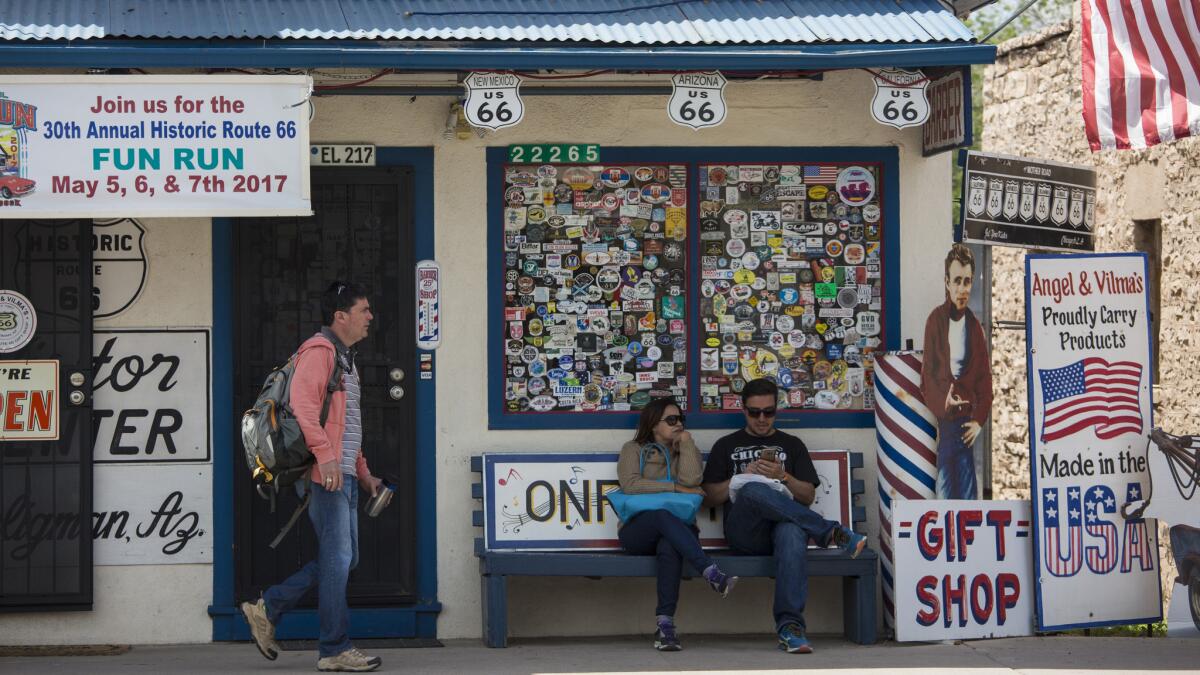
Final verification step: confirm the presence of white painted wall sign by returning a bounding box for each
[668,71,728,129]
[483,450,850,551]
[92,463,212,565]
[893,499,1034,641]
[0,74,312,218]
[1025,253,1160,630]
[871,68,930,129]
[0,359,58,440]
[93,329,210,463]
[463,72,524,130]
[93,219,148,318]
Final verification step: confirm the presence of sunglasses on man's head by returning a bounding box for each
[662,414,686,426]
[745,407,777,419]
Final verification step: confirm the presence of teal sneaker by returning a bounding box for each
[777,623,813,654]
[832,526,868,559]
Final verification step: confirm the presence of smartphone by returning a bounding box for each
[759,448,777,462]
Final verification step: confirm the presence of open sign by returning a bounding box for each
[0,360,58,441]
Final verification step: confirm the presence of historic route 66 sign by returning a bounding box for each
[668,71,727,129]
[463,72,524,130]
[871,68,930,129]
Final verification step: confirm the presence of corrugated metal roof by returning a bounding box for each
[0,0,977,44]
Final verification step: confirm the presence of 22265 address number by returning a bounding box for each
[507,144,599,163]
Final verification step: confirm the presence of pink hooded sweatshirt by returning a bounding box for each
[289,332,371,486]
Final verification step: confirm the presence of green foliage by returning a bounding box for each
[1061,620,1168,637]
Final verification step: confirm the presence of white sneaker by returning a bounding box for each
[317,646,382,672]
[240,599,280,661]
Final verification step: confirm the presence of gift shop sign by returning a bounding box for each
[1025,253,1160,630]
[0,75,311,218]
[93,329,210,463]
[482,450,850,551]
[893,500,1033,641]
[0,360,58,441]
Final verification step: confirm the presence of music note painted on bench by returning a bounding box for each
[498,468,523,486]
[568,466,584,484]
[565,518,581,530]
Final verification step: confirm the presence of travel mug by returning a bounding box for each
[365,479,395,517]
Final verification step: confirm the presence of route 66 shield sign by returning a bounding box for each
[871,68,930,129]
[668,71,727,129]
[463,72,524,130]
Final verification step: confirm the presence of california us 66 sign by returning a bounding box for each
[668,71,727,129]
[871,68,930,129]
[463,72,524,131]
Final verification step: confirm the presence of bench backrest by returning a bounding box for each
[472,450,867,552]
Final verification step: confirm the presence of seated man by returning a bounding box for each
[701,378,867,654]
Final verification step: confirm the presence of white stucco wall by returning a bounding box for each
[308,70,954,639]
[0,70,955,644]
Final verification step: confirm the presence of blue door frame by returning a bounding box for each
[208,147,441,640]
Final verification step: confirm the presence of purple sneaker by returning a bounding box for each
[702,563,738,598]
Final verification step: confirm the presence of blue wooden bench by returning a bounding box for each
[471,451,878,647]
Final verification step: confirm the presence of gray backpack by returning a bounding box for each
[241,344,342,546]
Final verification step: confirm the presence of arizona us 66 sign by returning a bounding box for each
[463,72,524,131]
[668,71,727,130]
[871,68,930,129]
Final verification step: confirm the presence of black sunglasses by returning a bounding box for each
[662,414,686,426]
[745,407,777,419]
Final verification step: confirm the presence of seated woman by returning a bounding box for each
[617,397,736,651]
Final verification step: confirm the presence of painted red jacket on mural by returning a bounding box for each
[920,301,993,425]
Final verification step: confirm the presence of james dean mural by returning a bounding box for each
[921,244,992,500]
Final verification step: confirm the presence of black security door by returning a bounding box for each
[234,167,417,609]
[0,220,93,611]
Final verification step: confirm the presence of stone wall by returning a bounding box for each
[983,12,1200,608]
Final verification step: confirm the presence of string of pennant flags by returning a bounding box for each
[460,68,934,132]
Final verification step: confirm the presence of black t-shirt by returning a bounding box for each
[703,428,820,503]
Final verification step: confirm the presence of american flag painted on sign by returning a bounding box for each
[1120,482,1156,572]
[803,165,839,184]
[1041,487,1084,577]
[1083,484,1118,574]
[1038,357,1142,442]
[873,352,937,628]
[1082,0,1200,151]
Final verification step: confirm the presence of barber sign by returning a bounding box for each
[668,71,727,130]
[893,499,1034,641]
[463,72,524,130]
[871,68,930,129]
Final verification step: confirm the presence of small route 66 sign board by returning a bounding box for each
[871,68,929,129]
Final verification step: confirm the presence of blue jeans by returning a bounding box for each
[937,416,978,499]
[618,509,713,617]
[724,482,839,631]
[263,476,359,658]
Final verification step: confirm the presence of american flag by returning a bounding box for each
[1038,357,1142,442]
[1082,0,1200,151]
[1042,486,1083,577]
[803,165,839,184]
[1083,484,1117,574]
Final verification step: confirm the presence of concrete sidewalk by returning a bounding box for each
[0,635,1195,674]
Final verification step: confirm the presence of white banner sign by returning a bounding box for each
[893,499,1034,641]
[1025,253,1161,630]
[0,359,58,440]
[93,463,212,565]
[0,75,311,218]
[93,329,210,463]
[483,450,850,551]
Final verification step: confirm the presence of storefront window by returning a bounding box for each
[500,163,690,414]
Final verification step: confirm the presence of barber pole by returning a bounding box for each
[873,352,937,628]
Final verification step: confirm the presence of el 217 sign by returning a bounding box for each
[872,68,930,129]
[463,72,524,130]
[668,71,727,129]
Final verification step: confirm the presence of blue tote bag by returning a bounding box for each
[606,442,703,525]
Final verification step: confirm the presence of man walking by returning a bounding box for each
[921,244,993,499]
[242,281,384,672]
[702,378,866,654]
